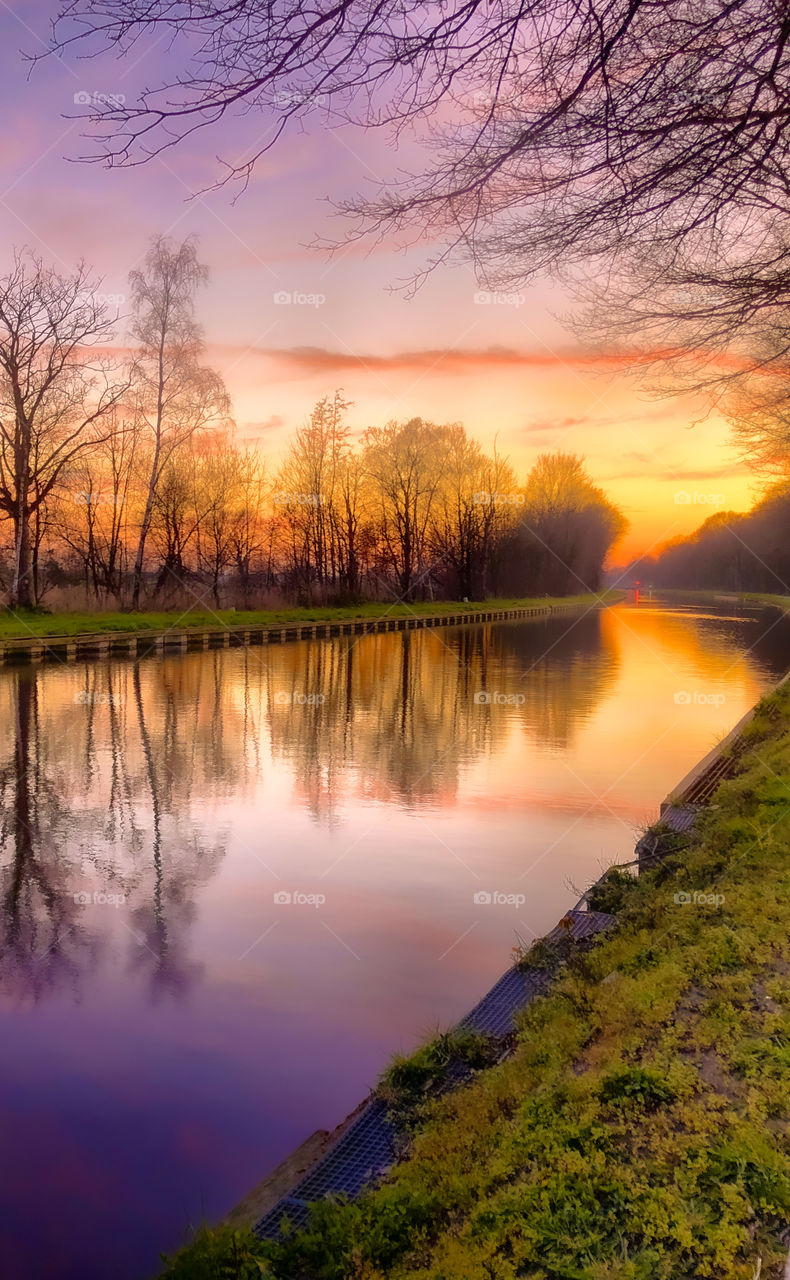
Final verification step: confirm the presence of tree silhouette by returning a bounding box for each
[48,1,790,356]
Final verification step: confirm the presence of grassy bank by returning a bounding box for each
[0,592,615,641]
[739,592,790,612]
[161,678,790,1279]
[659,587,790,613]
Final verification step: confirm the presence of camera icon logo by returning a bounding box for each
[674,691,691,705]
[674,490,691,505]
[473,891,492,905]
[273,891,292,905]
[274,691,291,704]
[73,90,91,106]
[73,891,91,905]
[673,891,691,905]
[474,691,491,705]
[273,290,292,305]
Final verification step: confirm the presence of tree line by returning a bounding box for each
[0,239,625,612]
[626,483,790,597]
[36,2,790,610]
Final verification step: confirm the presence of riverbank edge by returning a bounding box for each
[659,587,790,613]
[158,673,790,1278]
[231,669,770,1243]
[0,591,618,666]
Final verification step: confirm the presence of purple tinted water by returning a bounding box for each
[0,601,787,1277]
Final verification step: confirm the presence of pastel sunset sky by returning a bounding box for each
[0,1,756,563]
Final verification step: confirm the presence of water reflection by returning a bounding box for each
[0,605,785,1009]
[268,610,620,817]
[0,613,618,1004]
[0,673,92,1001]
[0,662,226,1003]
[0,602,788,1280]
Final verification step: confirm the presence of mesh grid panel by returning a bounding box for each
[661,804,700,834]
[254,907,618,1241]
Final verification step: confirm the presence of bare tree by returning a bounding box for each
[0,250,126,609]
[48,0,790,362]
[362,418,448,601]
[194,436,244,607]
[148,454,202,598]
[54,410,139,600]
[128,236,230,609]
[722,313,790,476]
[228,446,268,602]
[276,392,351,598]
[330,446,367,599]
[430,427,518,599]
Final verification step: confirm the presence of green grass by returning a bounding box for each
[378,1027,500,1134]
[0,592,616,641]
[739,591,790,612]
[659,587,790,613]
[159,677,790,1279]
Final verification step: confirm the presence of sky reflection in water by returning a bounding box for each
[0,600,787,1278]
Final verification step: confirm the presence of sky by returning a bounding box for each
[0,1,758,564]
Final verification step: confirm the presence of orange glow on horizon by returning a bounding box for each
[210,343,755,565]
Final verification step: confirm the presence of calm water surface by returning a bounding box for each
[1,599,788,1278]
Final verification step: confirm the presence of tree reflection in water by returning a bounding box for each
[0,614,619,1002]
[0,660,227,1003]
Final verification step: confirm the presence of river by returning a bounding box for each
[0,598,787,1278]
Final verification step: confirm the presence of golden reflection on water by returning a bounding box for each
[0,601,786,1279]
[0,601,780,1004]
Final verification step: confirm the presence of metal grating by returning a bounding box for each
[460,966,550,1038]
[255,1195,312,1238]
[661,804,699,834]
[544,907,618,946]
[253,907,618,1243]
[254,1098,396,1240]
[295,1098,395,1201]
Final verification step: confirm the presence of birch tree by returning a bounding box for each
[129,236,230,609]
